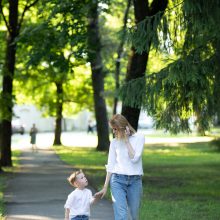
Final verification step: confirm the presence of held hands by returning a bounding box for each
[94,187,107,199]
[92,191,103,204]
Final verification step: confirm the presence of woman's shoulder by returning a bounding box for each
[111,137,117,143]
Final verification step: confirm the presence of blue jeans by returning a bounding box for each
[71,215,89,220]
[110,173,143,220]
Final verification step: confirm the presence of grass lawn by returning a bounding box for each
[54,140,220,220]
[0,150,20,219]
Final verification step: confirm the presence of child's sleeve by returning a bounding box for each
[89,189,100,205]
[64,193,74,209]
[88,190,94,204]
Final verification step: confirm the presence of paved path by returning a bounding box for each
[4,147,114,220]
[6,131,213,220]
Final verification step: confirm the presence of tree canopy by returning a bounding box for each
[119,0,220,134]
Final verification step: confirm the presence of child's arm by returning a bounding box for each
[64,208,70,220]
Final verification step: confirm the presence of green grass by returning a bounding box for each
[0,150,21,219]
[54,146,108,191]
[0,175,6,219]
[54,141,220,220]
[144,127,220,138]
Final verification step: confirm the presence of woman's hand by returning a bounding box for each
[124,126,130,143]
[125,126,130,136]
[94,187,107,199]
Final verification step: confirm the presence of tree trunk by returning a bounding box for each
[0,123,3,171]
[53,82,63,145]
[0,0,19,167]
[122,49,149,130]
[122,0,168,130]
[87,0,109,151]
[113,0,131,115]
[213,39,220,126]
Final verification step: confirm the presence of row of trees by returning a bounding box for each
[1,0,220,170]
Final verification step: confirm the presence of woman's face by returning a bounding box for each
[112,127,118,136]
[112,126,125,139]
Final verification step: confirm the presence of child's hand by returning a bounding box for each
[94,192,102,198]
[94,188,107,199]
[94,193,102,199]
[92,190,105,204]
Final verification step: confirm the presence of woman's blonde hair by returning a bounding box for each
[109,114,136,139]
[67,169,82,187]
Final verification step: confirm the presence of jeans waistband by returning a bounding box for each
[114,173,141,177]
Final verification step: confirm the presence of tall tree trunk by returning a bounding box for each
[53,82,63,145]
[113,0,131,115]
[87,0,109,151]
[0,123,3,172]
[122,0,168,130]
[213,39,220,126]
[195,109,206,136]
[0,0,19,166]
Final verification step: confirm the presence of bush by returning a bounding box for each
[211,138,220,151]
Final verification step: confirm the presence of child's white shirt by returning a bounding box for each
[64,188,93,219]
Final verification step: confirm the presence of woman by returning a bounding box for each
[95,114,145,220]
[30,123,38,152]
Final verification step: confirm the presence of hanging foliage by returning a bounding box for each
[119,0,220,134]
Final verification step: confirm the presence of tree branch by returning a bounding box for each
[0,0,11,33]
[150,0,168,16]
[17,0,39,32]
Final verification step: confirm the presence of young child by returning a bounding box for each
[64,170,100,220]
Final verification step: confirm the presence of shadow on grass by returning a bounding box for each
[54,143,220,220]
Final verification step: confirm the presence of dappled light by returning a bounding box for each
[1,0,220,219]
[54,140,220,219]
[5,215,59,220]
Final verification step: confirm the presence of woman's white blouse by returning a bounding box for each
[105,133,145,175]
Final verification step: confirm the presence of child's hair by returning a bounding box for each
[67,169,83,187]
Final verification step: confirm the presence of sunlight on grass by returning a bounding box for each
[0,177,5,219]
[54,146,108,191]
[54,141,220,219]
[139,200,220,220]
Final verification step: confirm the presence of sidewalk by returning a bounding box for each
[4,147,114,220]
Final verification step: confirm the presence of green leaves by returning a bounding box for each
[119,0,220,134]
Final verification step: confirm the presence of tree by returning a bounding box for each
[87,0,110,151]
[113,0,131,115]
[120,0,220,134]
[121,0,168,130]
[0,0,39,166]
[17,14,90,144]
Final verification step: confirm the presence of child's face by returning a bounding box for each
[75,172,88,188]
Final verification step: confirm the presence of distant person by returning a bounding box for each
[64,170,101,220]
[87,120,93,134]
[30,123,38,152]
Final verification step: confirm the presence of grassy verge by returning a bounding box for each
[0,150,21,218]
[54,141,220,220]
